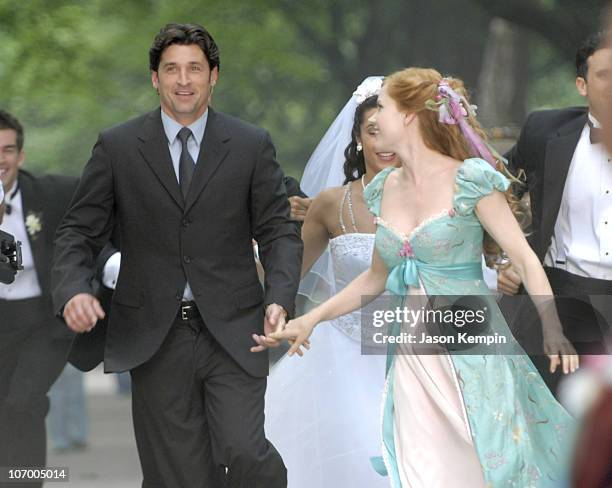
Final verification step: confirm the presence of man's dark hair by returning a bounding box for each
[0,110,24,151]
[149,23,220,72]
[576,31,607,79]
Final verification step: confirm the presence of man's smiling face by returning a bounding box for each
[151,43,218,125]
[0,128,24,193]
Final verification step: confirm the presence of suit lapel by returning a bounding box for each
[18,172,48,290]
[184,108,231,213]
[137,109,184,210]
[539,113,587,258]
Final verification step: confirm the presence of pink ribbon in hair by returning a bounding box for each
[436,80,499,169]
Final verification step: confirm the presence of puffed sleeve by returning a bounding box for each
[453,158,510,215]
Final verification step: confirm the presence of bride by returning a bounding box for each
[263,77,398,487]
[271,68,578,487]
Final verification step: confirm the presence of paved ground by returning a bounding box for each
[44,351,291,488]
[46,368,141,488]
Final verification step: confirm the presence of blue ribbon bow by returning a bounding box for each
[386,258,420,293]
[385,258,484,295]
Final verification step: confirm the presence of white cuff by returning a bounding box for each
[253,243,260,261]
[102,252,121,290]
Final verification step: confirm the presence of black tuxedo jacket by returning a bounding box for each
[506,107,588,261]
[53,108,303,377]
[7,170,78,335]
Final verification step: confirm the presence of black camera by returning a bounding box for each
[0,229,23,284]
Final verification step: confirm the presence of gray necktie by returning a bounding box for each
[177,127,196,199]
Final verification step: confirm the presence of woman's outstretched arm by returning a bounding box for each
[270,246,389,356]
[475,190,579,374]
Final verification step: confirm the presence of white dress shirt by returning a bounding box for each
[0,184,43,299]
[161,109,208,183]
[544,114,612,280]
[102,109,208,298]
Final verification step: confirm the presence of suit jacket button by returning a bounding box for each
[181,218,189,227]
[183,256,191,263]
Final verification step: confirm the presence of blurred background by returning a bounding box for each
[0,0,605,178]
[2,1,609,486]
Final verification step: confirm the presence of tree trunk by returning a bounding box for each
[476,17,530,129]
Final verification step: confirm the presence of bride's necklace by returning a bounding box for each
[361,174,368,190]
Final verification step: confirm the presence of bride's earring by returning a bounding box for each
[356,143,363,152]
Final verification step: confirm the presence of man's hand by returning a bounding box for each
[63,293,105,333]
[251,303,287,353]
[497,266,522,295]
[289,196,312,222]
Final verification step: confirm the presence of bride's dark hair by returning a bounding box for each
[342,95,378,184]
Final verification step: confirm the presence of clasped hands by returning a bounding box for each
[251,307,315,357]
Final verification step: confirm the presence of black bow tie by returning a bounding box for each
[4,183,19,215]
[587,119,602,144]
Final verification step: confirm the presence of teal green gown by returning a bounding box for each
[363,158,574,487]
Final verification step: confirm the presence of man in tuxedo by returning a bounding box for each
[52,23,302,488]
[499,31,612,393]
[0,110,77,486]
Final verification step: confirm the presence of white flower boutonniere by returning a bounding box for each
[25,211,42,239]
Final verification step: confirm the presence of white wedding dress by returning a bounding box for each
[265,230,388,488]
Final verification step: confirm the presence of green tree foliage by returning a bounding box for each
[0,0,328,176]
[0,0,605,179]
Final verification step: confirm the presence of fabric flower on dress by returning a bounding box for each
[398,241,414,258]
